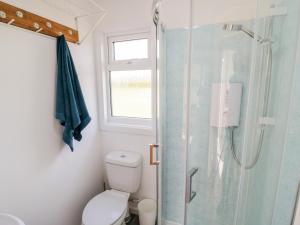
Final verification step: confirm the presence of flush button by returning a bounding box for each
[120,155,126,158]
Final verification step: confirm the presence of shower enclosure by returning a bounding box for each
[153,0,300,225]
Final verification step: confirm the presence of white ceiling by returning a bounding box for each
[41,0,105,16]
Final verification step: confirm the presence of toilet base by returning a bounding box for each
[82,207,127,225]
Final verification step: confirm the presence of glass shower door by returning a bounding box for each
[160,0,254,223]
[183,0,300,225]
[184,1,253,224]
[160,0,300,224]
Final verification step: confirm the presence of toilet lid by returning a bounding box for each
[82,190,128,225]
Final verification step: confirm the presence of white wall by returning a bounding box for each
[161,0,257,29]
[0,1,103,225]
[97,0,153,32]
[95,0,157,200]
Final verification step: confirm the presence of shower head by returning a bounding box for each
[223,23,266,44]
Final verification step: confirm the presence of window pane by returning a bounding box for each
[110,70,152,119]
[113,39,148,60]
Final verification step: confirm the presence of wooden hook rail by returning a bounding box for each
[0,1,79,43]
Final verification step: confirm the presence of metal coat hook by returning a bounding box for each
[36,27,43,33]
[7,19,14,24]
[33,22,43,33]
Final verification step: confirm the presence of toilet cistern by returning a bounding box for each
[82,150,142,225]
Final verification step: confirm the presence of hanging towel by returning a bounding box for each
[55,35,91,151]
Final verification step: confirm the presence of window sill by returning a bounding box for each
[100,121,155,136]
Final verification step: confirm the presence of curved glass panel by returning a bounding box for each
[161,0,300,225]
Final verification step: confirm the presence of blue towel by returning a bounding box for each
[55,35,91,151]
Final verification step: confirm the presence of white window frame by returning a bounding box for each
[98,28,156,135]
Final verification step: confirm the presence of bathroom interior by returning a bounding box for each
[0,0,300,225]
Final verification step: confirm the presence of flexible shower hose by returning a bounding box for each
[230,18,273,169]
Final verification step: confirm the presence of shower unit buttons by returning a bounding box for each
[210,83,243,128]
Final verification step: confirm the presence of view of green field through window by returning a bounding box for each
[110,70,152,119]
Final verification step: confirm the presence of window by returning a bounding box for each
[113,39,148,60]
[102,30,154,133]
[110,70,152,119]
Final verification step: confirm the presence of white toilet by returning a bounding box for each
[82,151,142,225]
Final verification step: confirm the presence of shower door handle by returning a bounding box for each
[186,167,199,203]
[149,144,160,165]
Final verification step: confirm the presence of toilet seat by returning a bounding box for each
[82,190,130,225]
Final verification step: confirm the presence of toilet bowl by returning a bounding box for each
[82,151,142,225]
[82,190,130,225]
